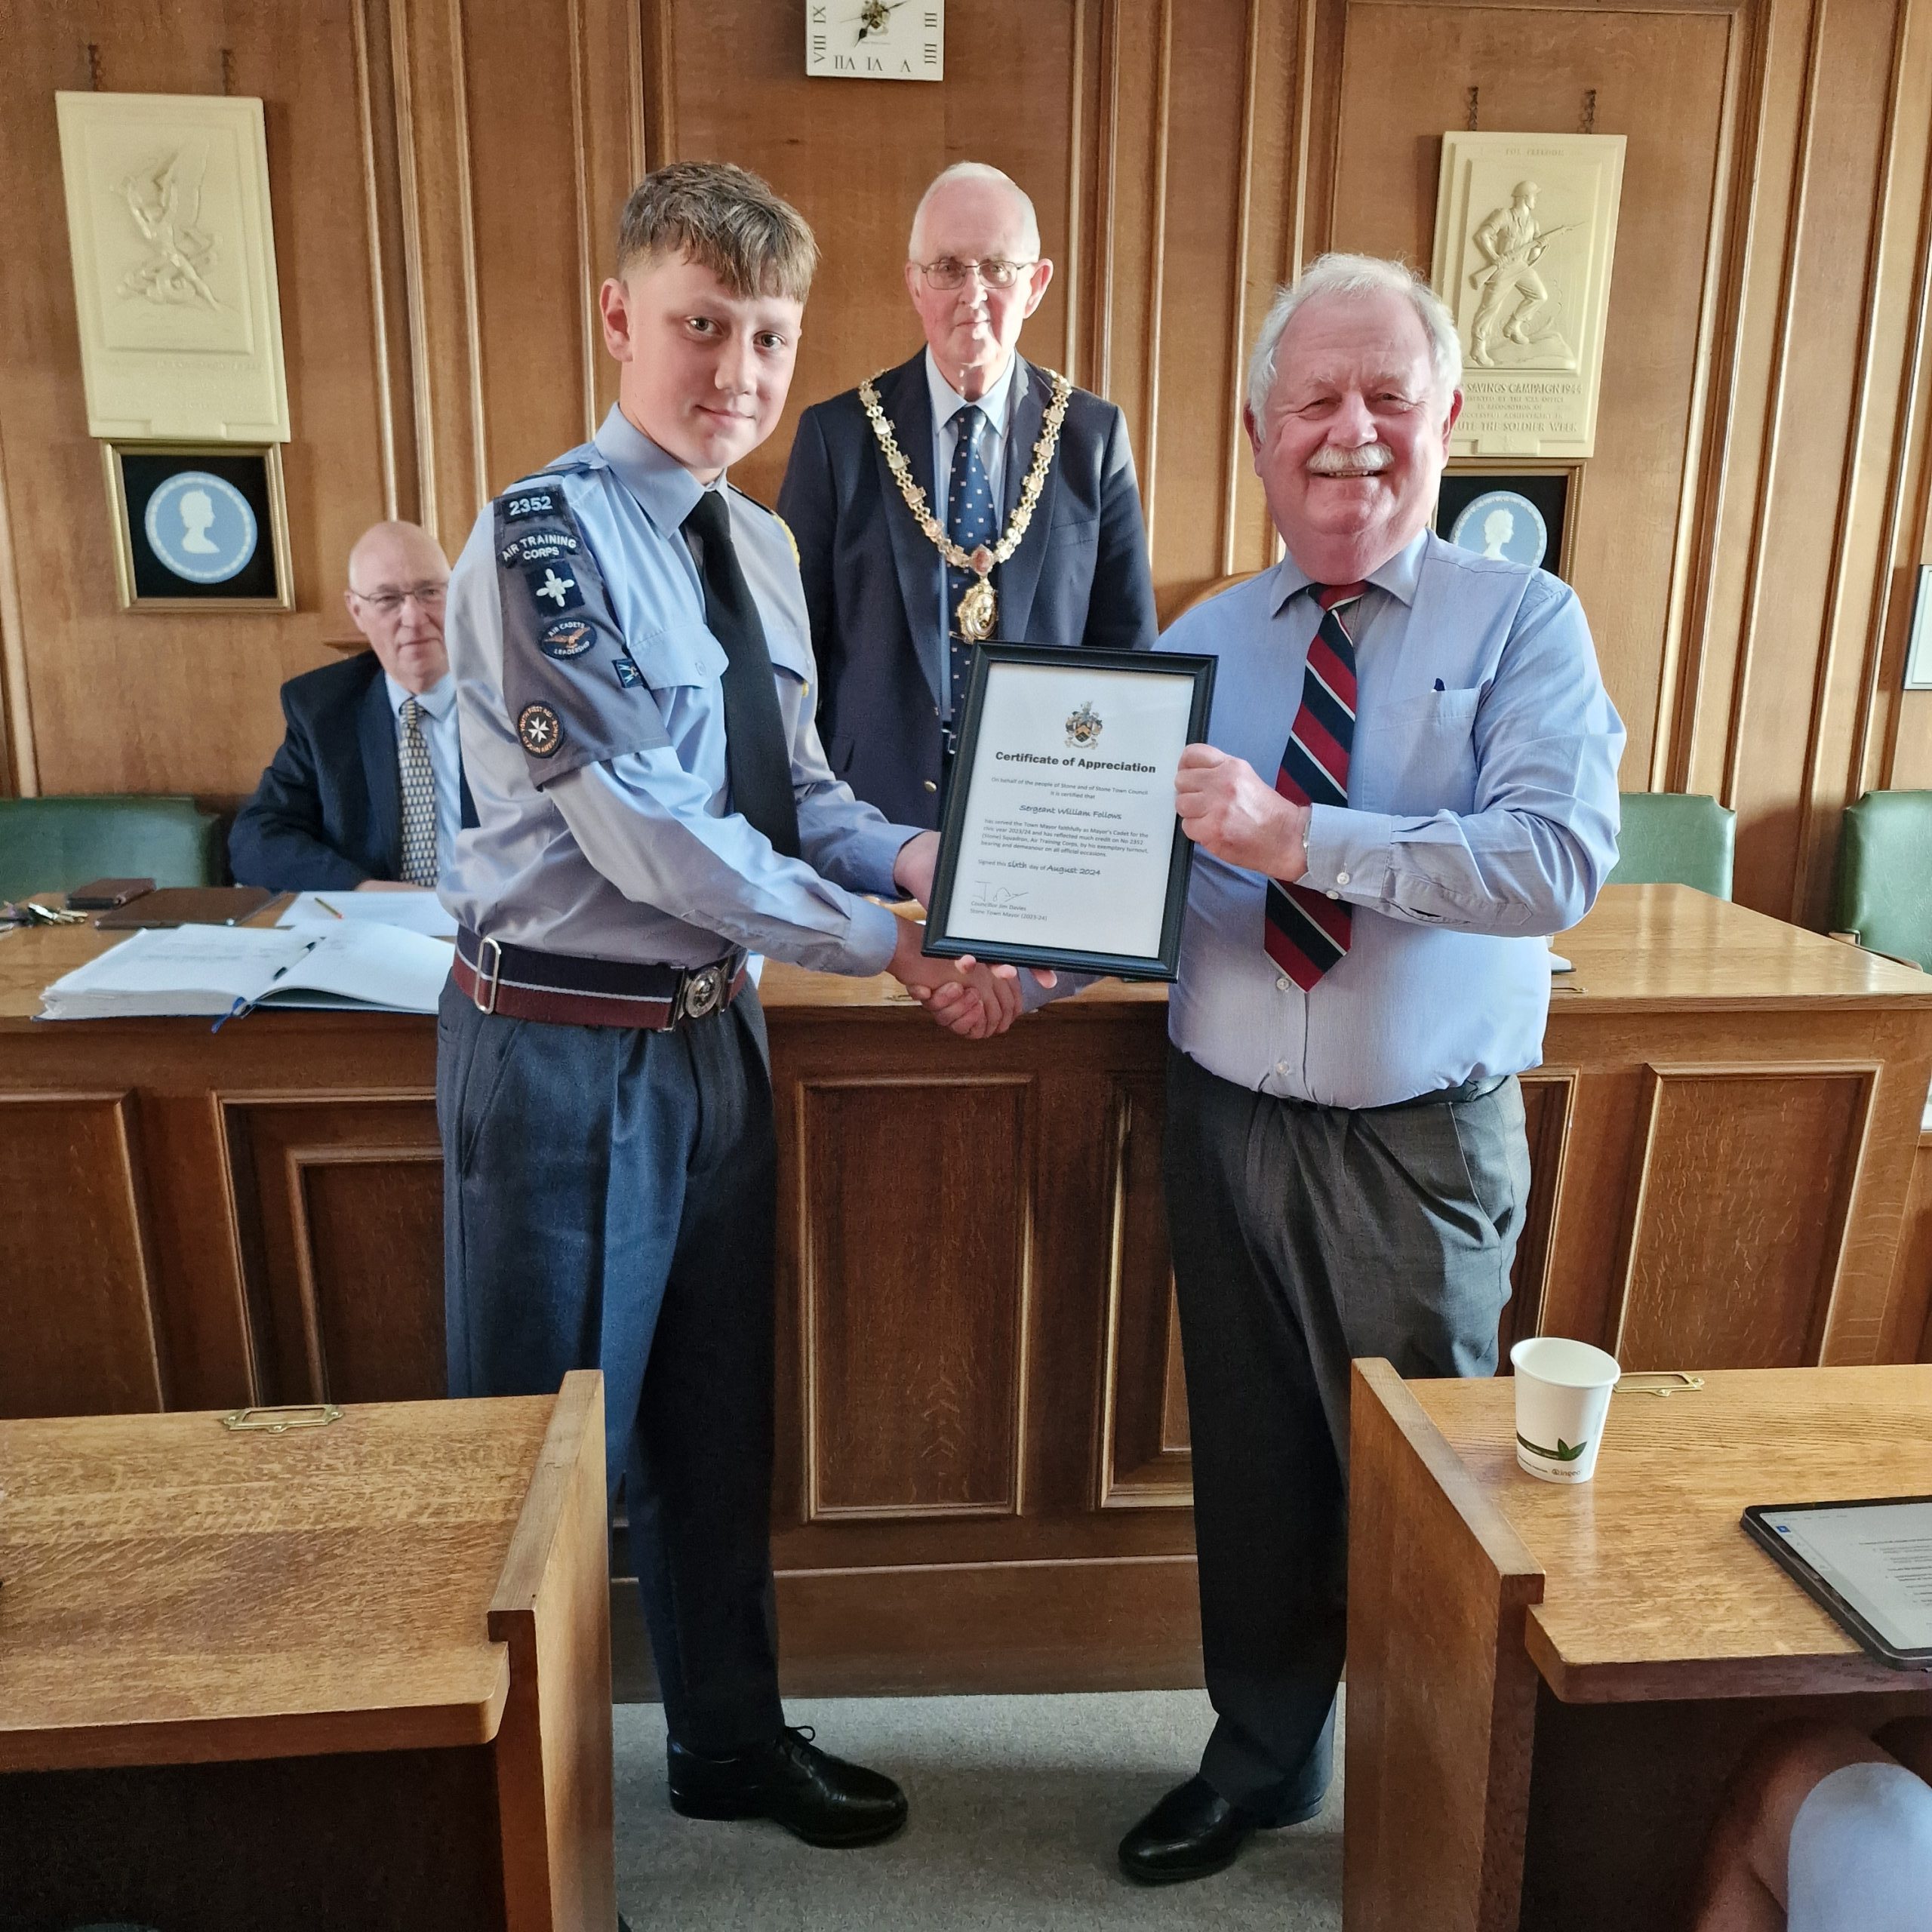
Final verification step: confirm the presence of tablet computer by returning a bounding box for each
[1742,1497,1932,1671]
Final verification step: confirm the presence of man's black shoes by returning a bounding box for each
[1118,1775,1306,1884]
[667,1725,908,1848]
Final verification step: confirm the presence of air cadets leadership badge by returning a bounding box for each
[539,617,595,659]
[518,703,563,758]
[1065,702,1103,749]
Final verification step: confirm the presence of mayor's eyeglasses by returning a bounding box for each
[916,256,1035,292]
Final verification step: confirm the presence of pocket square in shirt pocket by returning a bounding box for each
[1357,685,1482,815]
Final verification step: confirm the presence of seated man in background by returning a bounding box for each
[229,520,472,891]
[1691,1717,1932,1930]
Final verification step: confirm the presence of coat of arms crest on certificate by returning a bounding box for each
[1064,702,1103,749]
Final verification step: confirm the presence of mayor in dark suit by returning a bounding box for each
[230,520,474,891]
[778,162,1157,829]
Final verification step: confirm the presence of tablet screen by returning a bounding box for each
[1758,1501,1932,1653]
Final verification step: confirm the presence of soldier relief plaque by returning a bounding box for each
[1432,133,1626,460]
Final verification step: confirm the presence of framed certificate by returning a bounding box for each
[924,645,1217,980]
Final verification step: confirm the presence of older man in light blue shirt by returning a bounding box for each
[1115,254,1623,1885]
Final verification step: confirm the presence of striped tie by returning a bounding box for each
[1263,582,1367,989]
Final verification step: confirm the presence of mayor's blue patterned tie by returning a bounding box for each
[946,404,996,721]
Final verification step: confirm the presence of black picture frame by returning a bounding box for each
[924,643,1217,981]
[1434,466,1576,582]
[103,441,294,611]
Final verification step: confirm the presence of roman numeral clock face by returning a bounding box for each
[807,0,943,80]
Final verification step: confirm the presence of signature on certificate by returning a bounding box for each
[968,884,1030,914]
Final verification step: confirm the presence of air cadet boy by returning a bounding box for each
[438,161,1022,1848]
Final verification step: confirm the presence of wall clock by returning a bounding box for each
[807,1,943,80]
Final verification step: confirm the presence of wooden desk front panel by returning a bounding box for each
[5,949,1930,1690]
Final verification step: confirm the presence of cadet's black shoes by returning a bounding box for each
[668,1725,909,1848]
[1117,1776,1269,1884]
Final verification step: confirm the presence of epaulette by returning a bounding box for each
[495,448,598,506]
[727,483,800,567]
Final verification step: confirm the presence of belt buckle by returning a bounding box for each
[675,961,726,1024]
[472,936,503,1016]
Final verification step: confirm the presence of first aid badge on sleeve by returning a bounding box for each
[518,703,564,758]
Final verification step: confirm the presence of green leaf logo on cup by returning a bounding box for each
[1510,1337,1622,1484]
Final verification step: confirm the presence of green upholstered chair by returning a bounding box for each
[1832,790,1932,973]
[1605,792,1736,898]
[0,794,223,901]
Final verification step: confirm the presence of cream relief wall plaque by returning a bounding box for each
[55,92,290,443]
[1432,132,1624,459]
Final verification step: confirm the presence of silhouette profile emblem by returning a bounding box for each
[143,470,258,584]
[1447,491,1549,570]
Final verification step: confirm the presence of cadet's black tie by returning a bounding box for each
[682,490,801,860]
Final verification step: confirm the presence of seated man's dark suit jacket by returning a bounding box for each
[229,650,475,891]
[778,351,1158,829]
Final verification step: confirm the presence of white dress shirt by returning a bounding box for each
[383,669,463,879]
[926,347,1019,711]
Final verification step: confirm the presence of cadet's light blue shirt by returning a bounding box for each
[440,406,918,974]
[1161,530,1625,1107]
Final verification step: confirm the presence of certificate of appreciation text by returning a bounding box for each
[924,646,1215,979]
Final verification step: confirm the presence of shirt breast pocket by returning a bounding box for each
[1355,686,1482,816]
[627,626,728,692]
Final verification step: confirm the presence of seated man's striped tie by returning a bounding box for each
[1264,583,1367,989]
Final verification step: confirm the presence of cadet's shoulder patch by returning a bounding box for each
[518,703,563,758]
[499,479,569,525]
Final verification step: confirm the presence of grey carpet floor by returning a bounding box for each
[614,1690,1343,1930]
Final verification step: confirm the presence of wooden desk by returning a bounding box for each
[3,887,1930,1694]
[1346,1361,1932,1932]
[0,1371,613,1930]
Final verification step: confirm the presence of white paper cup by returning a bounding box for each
[1509,1336,1621,1483]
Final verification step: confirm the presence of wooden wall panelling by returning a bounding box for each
[1755,0,1920,925]
[795,1076,1032,1518]
[0,3,415,799]
[1324,0,1740,795]
[1905,1134,1932,1358]
[648,0,1095,512]
[455,0,598,497]
[392,0,488,552]
[1864,0,1932,795]
[1099,1070,1191,1505]
[1497,1071,1575,1363]
[1697,0,1929,922]
[226,1098,445,1406]
[0,1092,165,1417]
[1611,1065,1869,1369]
[354,0,423,525]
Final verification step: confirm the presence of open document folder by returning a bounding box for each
[37,924,454,1019]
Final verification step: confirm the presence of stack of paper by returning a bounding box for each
[275,890,458,938]
[38,925,454,1020]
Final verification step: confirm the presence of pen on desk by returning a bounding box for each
[210,942,318,1035]
[313,897,345,918]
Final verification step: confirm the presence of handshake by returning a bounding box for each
[884,830,1056,1041]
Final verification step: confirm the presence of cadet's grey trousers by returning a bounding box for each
[1163,1044,1531,1817]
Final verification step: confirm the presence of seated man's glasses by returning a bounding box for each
[915,257,1035,292]
[352,583,448,617]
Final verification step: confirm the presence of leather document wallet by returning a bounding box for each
[94,886,276,929]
